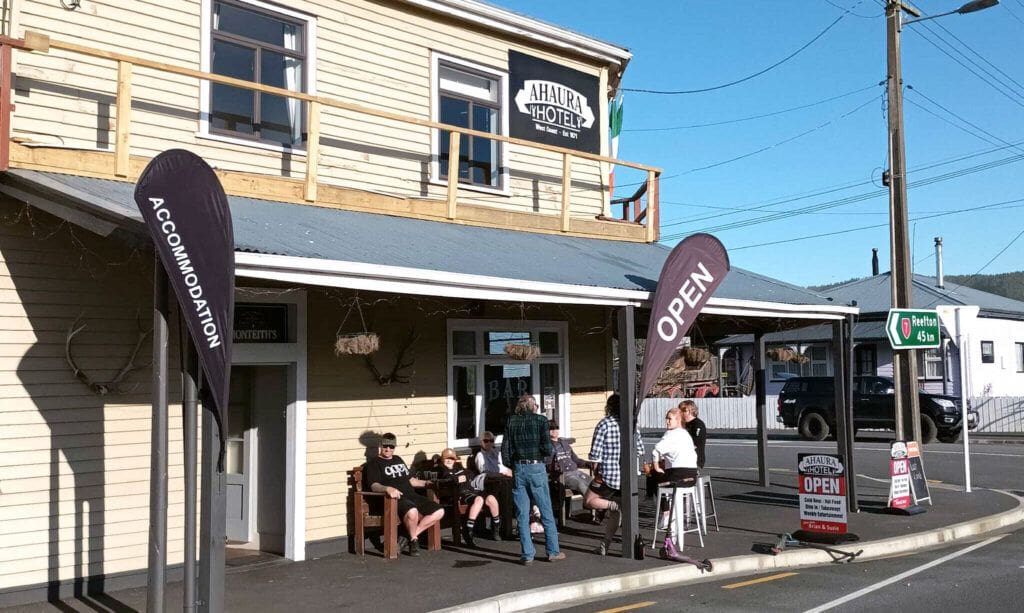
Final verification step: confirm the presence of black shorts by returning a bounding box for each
[458,491,481,506]
[588,480,621,501]
[397,491,443,519]
[661,467,698,487]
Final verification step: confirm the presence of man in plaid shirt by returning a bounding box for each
[585,393,644,556]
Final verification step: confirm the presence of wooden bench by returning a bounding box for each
[349,465,442,559]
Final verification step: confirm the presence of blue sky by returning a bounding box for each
[499,0,1024,287]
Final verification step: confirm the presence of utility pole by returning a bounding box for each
[885,0,922,443]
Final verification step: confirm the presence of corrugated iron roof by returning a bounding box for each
[823,272,1024,318]
[4,169,839,306]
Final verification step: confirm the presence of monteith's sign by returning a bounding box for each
[509,50,600,153]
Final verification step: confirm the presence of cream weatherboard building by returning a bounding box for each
[0,0,856,604]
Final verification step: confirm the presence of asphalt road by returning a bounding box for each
[564,436,1024,613]
[562,525,1024,613]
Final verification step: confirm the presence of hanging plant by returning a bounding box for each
[334,333,380,356]
[504,343,541,361]
[333,296,380,356]
[682,347,710,369]
[767,347,809,364]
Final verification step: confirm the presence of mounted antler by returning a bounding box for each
[364,328,419,385]
[65,314,152,395]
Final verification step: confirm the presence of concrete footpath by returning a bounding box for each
[5,464,1022,613]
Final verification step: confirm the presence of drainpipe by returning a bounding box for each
[935,237,944,288]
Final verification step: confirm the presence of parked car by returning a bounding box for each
[776,376,979,444]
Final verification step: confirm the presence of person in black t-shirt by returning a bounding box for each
[680,400,707,470]
[364,432,444,557]
[436,448,500,546]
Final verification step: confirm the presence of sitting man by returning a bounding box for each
[546,419,592,496]
[475,431,513,477]
[436,448,501,546]
[364,432,444,557]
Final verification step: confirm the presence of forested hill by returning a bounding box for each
[810,271,1024,302]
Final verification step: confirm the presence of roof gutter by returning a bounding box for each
[235,252,858,319]
[398,0,632,72]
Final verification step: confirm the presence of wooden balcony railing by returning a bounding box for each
[0,31,661,242]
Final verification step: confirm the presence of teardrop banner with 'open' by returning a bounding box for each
[637,233,730,404]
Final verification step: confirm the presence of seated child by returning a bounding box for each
[436,448,501,546]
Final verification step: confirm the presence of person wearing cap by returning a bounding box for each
[502,394,564,565]
[364,432,444,557]
[546,419,592,496]
[436,448,501,546]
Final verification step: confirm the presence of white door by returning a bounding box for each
[226,367,255,542]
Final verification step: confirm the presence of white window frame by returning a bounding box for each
[768,343,831,381]
[918,347,944,380]
[1016,342,1023,373]
[446,319,569,448]
[198,0,317,154]
[430,52,511,196]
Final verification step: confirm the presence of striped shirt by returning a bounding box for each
[588,415,645,490]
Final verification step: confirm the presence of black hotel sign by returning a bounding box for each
[509,50,600,154]
[234,303,290,343]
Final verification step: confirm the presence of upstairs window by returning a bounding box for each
[207,0,312,147]
[433,54,507,190]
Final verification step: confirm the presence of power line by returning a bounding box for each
[920,226,1024,308]
[621,1,864,95]
[907,85,1024,155]
[904,96,1004,149]
[660,150,1024,239]
[623,84,879,132]
[658,138,1024,230]
[930,18,1024,99]
[724,196,1024,251]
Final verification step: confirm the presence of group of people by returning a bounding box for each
[362,394,707,564]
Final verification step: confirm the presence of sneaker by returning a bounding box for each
[520,558,534,566]
[491,527,503,542]
[407,538,421,557]
[593,542,608,556]
[547,552,566,562]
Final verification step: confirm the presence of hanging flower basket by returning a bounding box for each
[334,332,380,356]
[504,343,541,361]
[682,347,710,369]
[767,347,809,364]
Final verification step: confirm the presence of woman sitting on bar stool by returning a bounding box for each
[652,407,699,559]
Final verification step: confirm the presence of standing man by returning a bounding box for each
[364,433,444,557]
[586,394,645,556]
[502,394,564,565]
[680,400,707,470]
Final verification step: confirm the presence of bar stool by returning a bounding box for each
[651,482,703,550]
[697,475,719,534]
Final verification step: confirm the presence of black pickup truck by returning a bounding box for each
[776,375,979,443]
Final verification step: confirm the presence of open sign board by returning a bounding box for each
[798,453,848,534]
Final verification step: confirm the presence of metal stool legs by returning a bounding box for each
[698,475,719,533]
[652,483,703,550]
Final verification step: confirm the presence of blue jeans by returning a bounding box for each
[512,462,559,561]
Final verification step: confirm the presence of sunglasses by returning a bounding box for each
[442,456,457,461]
[482,439,495,443]
[381,444,396,449]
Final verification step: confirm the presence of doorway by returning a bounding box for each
[226,365,288,554]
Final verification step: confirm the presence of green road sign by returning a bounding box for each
[886,309,941,349]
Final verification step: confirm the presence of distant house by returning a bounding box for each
[719,272,1024,400]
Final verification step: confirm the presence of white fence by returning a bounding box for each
[639,396,786,431]
[971,396,1024,433]
[638,395,1024,434]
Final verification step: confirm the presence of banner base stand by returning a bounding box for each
[883,505,927,516]
[791,530,860,546]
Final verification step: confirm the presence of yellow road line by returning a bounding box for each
[594,602,656,613]
[722,572,799,589]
